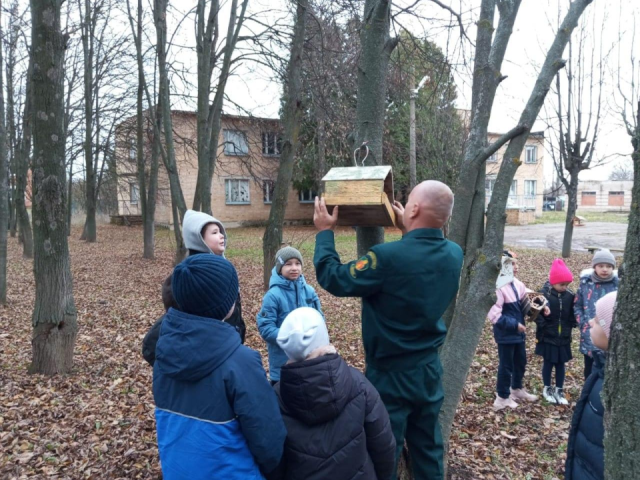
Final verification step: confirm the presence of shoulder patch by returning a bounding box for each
[355,256,370,272]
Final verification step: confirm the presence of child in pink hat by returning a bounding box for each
[535,259,577,405]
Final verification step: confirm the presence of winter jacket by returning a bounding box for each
[565,353,606,480]
[574,270,618,356]
[153,307,286,479]
[270,354,396,480]
[535,282,577,347]
[142,274,246,367]
[488,279,530,344]
[257,268,322,381]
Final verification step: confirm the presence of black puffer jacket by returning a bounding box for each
[565,354,605,480]
[272,354,396,480]
[535,282,576,346]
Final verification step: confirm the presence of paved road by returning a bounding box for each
[504,222,628,255]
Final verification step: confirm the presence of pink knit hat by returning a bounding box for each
[595,291,618,339]
[549,259,573,285]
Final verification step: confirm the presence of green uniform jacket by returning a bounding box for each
[314,228,463,372]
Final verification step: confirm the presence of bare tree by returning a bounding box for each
[29,0,78,375]
[0,0,9,305]
[603,18,640,478]
[154,0,187,261]
[193,0,249,214]
[548,11,607,258]
[262,0,309,289]
[439,0,594,458]
[609,161,633,180]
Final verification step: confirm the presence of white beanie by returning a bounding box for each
[276,307,329,362]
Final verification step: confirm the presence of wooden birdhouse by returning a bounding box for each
[321,166,396,227]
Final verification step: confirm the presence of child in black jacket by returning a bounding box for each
[271,307,396,480]
[536,259,577,405]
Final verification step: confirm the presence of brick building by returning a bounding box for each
[485,131,545,217]
[576,180,633,212]
[115,111,315,227]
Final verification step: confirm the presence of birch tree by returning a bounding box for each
[0,0,8,305]
[29,0,78,375]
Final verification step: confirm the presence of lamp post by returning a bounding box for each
[409,73,429,190]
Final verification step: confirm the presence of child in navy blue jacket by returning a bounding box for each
[153,254,286,479]
[257,246,322,384]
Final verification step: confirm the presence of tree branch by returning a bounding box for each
[472,123,528,165]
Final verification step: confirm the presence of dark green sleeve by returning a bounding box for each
[313,230,385,298]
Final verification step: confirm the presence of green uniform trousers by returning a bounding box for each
[367,359,444,480]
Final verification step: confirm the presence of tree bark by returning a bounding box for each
[80,0,97,242]
[262,0,308,290]
[602,101,640,480]
[15,52,33,258]
[0,2,8,305]
[354,0,397,257]
[153,0,186,260]
[29,0,78,375]
[561,169,579,258]
[440,0,594,449]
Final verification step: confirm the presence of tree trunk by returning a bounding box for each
[561,170,579,258]
[409,70,416,191]
[29,0,78,375]
[262,0,308,290]
[602,102,640,480]
[80,0,97,242]
[67,161,73,236]
[0,3,8,305]
[6,4,16,240]
[16,53,33,259]
[145,114,160,260]
[354,0,397,257]
[316,109,327,193]
[440,0,593,450]
[154,0,186,259]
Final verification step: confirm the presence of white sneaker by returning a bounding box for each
[510,388,539,402]
[554,387,569,405]
[493,395,519,411]
[543,386,557,404]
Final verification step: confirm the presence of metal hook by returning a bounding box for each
[353,142,369,167]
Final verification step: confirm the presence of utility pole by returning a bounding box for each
[409,73,429,191]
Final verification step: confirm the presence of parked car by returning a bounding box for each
[543,201,556,211]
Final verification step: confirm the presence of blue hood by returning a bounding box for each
[268,266,308,290]
[155,308,241,382]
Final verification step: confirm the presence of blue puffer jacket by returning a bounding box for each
[574,270,618,356]
[153,308,286,479]
[257,268,322,382]
[565,353,606,480]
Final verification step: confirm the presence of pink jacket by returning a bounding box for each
[488,278,528,324]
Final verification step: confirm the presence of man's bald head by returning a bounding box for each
[404,180,454,231]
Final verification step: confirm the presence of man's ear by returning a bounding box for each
[408,201,419,220]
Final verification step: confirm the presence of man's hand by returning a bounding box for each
[518,323,527,333]
[543,306,550,316]
[314,196,339,231]
[391,200,406,234]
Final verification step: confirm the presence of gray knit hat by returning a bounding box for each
[277,307,329,362]
[275,246,303,275]
[592,249,616,268]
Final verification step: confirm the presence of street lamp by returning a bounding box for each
[409,74,429,190]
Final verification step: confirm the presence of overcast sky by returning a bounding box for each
[205,0,638,187]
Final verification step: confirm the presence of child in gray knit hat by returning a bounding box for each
[257,246,323,384]
[574,248,619,379]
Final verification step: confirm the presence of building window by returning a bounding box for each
[608,191,625,206]
[129,182,139,205]
[581,191,596,206]
[487,153,498,163]
[510,180,517,196]
[129,139,136,160]
[524,180,537,198]
[299,189,317,203]
[225,179,250,204]
[485,177,496,198]
[223,130,249,156]
[262,132,282,156]
[263,180,275,203]
[525,145,537,164]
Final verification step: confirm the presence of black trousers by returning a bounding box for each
[496,342,526,399]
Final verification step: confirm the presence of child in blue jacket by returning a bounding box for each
[154,254,286,479]
[257,246,322,384]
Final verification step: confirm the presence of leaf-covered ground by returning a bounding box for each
[0,225,604,479]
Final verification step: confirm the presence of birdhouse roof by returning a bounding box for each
[322,166,392,182]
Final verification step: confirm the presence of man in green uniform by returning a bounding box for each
[313,180,463,480]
